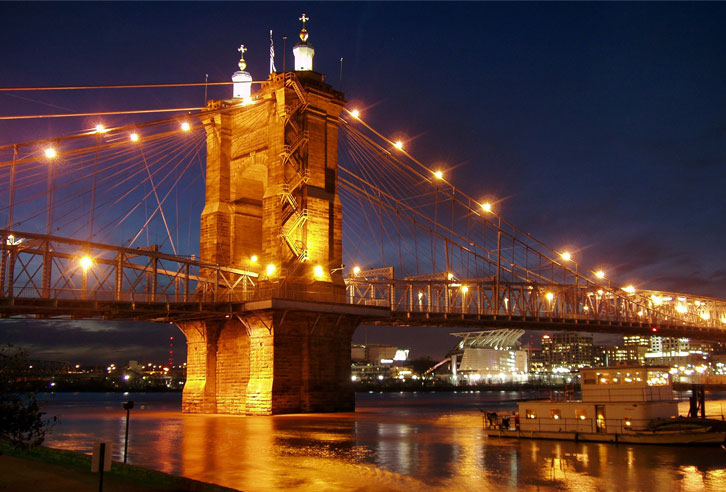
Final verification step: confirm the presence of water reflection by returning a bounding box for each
[41,392,726,492]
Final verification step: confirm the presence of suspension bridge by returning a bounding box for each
[1,20,724,413]
[0,95,723,339]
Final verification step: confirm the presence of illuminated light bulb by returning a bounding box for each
[720,315,726,324]
[313,265,324,279]
[353,266,361,276]
[651,294,663,306]
[242,96,253,106]
[434,170,444,180]
[700,312,711,321]
[595,270,605,279]
[250,255,258,263]
[597,289,604,295]
[481,202,492,213]
[350,109,360,118]
[622,285,635,294]
[44,147,57,159]
[393,140,404,150]
[461,285,469,294]
[130,132,140,142]
[561,252,571,261]
[545,292,554,302]
[417,291,424,300]
[583,305,589,311]
[637,311,643,317]
[95,124,107,134]
[181,122,191,131]
[79,255,93,271]
[447,272,454,281]
[266,264,275,276]
[675,303,687,314]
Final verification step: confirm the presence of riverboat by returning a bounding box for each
[484,366,726,445]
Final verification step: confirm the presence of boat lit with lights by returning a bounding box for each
[484,366,726,445]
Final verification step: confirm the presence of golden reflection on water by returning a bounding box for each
[42,394,726,492]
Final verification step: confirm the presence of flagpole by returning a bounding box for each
[283,36,287,72]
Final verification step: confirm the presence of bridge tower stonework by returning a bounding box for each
[177,27,375,415]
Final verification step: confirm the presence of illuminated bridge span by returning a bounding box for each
[1,20,724,413]
[1,229,723,340]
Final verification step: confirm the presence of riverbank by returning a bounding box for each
[0,441,238,492]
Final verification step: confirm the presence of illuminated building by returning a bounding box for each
[351,344,412,382]
[537,333,594,371]
[448,330,529,384]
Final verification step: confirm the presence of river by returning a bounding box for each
[39,391,726,491]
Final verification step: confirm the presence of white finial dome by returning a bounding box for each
[232,44,252,98]
[293,13,315,71]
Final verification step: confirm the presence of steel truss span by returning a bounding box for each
[1,230,724,340]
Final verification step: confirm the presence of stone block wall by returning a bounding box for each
[178,310,358,415]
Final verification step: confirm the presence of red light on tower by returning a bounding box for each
[651,327,658,333]
[169,336,174,366]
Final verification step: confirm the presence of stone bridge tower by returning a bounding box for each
[177,18,381,415]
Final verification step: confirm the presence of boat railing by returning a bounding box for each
[582,386,673,403]
[520,417,654,433]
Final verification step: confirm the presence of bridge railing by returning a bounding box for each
[0,231,258,306]
[345,278,726,330]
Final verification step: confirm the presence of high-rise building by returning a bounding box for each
[593,345,629,366]
[538,333,594,370]
[623,335,650,364]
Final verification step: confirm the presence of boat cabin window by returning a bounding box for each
[575,409,588,420]
[525,409,536,419]
[550,409,561,420]
[646,369,669,386]
[585,369,645,385]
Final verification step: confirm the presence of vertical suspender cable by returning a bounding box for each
[7,145,17,229]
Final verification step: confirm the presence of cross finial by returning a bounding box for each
[299,13,310,43]
[237,44,247,71]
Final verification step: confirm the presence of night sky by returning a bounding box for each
[1,2,725,364]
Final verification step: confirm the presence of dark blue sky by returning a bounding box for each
[1,2,725,362]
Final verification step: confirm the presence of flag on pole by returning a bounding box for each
[269,30,277,73]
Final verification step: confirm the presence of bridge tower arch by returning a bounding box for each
[177,19,377,415]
